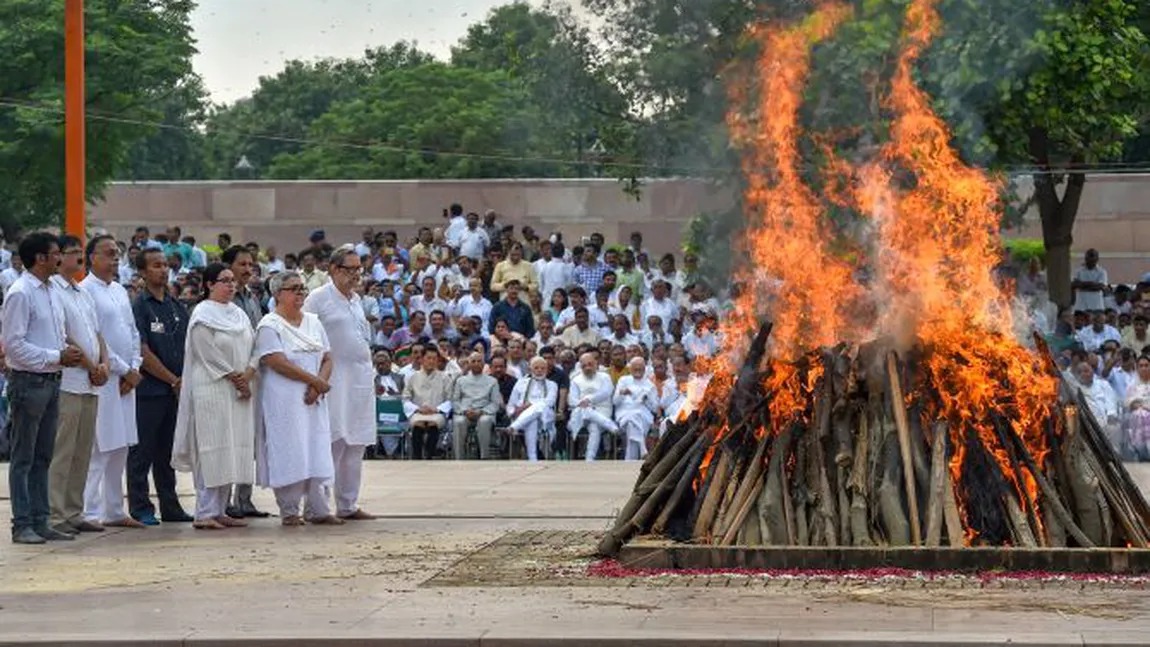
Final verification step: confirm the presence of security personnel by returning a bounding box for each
[129,247,191,524]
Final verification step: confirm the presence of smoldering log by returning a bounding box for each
[886,352,922,545]
[924,421,948,547]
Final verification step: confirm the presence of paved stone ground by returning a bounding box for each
[1,461,1149,645]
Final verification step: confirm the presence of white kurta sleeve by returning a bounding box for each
[255,326,285,360]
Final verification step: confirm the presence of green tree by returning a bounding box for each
[200,42,432,179]
[591,0,1149,304]
[0,0,199,237]
[118,74,210,180]
[266,63,550,179]
[452,2,636,175]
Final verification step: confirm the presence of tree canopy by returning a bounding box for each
[0,0,198,236]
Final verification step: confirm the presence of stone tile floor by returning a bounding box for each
[0,461,1148,645]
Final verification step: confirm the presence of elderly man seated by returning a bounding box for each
[451,352,502,459]
[506,357,558,462]
[568,352,618,461]
[613,357,658,461]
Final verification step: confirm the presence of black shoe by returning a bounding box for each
[224,505,244,519]
[161,511,194,523]
[238,503,270,519]
[34,526,75,541]
[12,528,46,544]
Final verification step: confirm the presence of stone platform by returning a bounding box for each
[2,461,1150,646]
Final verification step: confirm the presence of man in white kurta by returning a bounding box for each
[81,264,143,526]
[507,357,558,462]
[302,245,377,520]
[1075,361,1123,455]
[568,353,618,461]
[613,358,658,461]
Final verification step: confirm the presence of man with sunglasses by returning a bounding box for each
[303,245,377,520]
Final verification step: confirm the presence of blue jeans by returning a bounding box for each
[7,371,61,532]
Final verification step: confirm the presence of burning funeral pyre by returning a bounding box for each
[598,0,1150,558]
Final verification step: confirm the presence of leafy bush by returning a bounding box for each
[1003,239,1045,265]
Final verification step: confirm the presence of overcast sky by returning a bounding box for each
[190,0,587,104]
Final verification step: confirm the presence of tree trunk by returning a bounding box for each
[1029,128,1086,309]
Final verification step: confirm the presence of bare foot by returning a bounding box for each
[306,515,346,526]
[193,519,225,530]
[215,516,249,528]
[281,515,305,527]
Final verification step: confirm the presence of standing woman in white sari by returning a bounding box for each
[613,357,658,460]
[171,263,257,530]
[254,271,339,526]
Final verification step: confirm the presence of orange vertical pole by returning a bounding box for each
[65,0,85,240]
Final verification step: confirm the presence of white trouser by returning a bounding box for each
[621,421,649,461]
[193,469,228,521]
[511,403,550,462]
[83,445,129,523]
[273,478,330,519]
[331,439,365,516]
[573,408,617,462]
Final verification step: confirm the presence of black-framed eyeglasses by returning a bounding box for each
[335,265,363,274]
[280,285,308,295]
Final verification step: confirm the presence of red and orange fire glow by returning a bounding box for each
[714,0,1059,545]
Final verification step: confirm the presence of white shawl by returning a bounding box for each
[256,311,325,354]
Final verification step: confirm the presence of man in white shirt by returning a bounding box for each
[265,246,286,274]
[1072,249,1108,313]
[303,244,378,520]
[444,204,468,250]
[81,235,146,529]
[568,353,619,461]
[556,287,607,332]
[0,253,24,297]
[355,228,375,259]
[1076,311,1121,352]
[641,280,680,332]
[0,239,11,271]
[48,235,109,536]
[453,277,493,332]
[605,314,640,348]
[1076,360,1122,454]
[2,233,86,544]
[534,240,572,305]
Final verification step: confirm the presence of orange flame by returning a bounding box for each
[724,2,862,364]
[860,0,1058,542]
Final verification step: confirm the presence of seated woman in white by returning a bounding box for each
[613,358,659,461]
[506,357,558,462]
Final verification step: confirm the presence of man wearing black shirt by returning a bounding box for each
[489,280,534,338]
[130,248,191,523]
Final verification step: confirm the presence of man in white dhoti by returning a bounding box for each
[48,235,109,535]
[254,271,339,526]
[81,236,147,528]
[303,244,378,520]
[613,357,658,461]
[1076,360,1122,455]
[171,264,257,530]
[568,353,618,461]
[507,357,557,462]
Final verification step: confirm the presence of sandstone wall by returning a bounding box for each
[88,174,1150,282]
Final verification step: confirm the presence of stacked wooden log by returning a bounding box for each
[597,327,1150,557]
